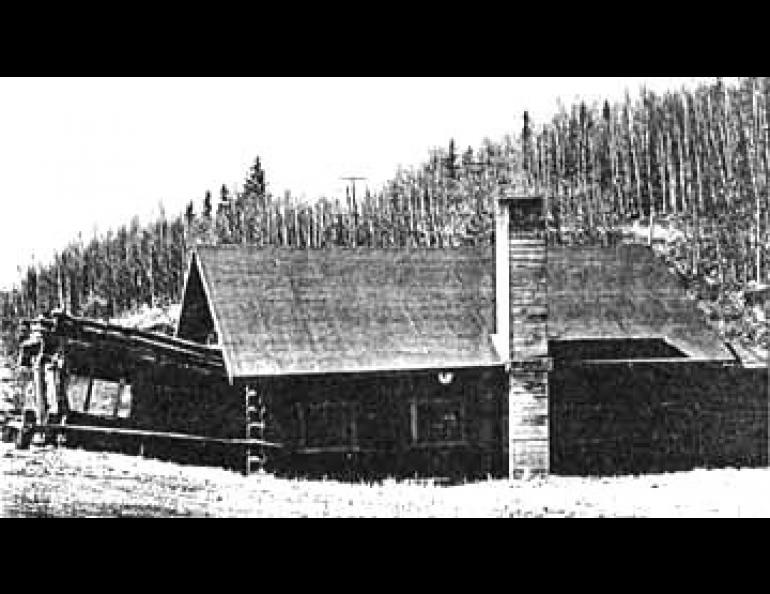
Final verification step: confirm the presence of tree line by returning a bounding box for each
[2,77,768,355]
[527,77,768,289]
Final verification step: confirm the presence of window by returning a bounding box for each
[412,399,465,445]
[83,379,132,418]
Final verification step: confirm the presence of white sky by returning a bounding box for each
[0,76,712,290]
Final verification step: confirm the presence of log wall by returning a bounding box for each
[60,367,244,469]
[551,362,769,475]
[259,368,507,479]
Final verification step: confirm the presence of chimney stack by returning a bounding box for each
[496,191,551,478]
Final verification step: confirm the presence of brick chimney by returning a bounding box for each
[495,192,551,478]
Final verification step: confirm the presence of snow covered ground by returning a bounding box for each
[2,443,768,517]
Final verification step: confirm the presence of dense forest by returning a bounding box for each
[1,77,768,357]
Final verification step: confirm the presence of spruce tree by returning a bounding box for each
[241,157,267,244]
[522,110,533,180]
[195,191,214,245]
[446,139,458,180]
[203,191,213,219]
[216,185,234,244]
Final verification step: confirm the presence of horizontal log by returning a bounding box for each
[509,261,546,267]
[41,423,283,448]
[293,445,368,455]
[509,245,546,251]
[510,304,548,316]
[509,252,546,257]
[510,328,547,339]
[507,238,546,245]
[509,439,549,472]
[507,424,549,442]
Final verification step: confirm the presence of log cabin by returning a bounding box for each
[14,193,769,478]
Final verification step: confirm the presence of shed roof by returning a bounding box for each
[179,244,734,379]
[547,245,733,361]
[20,312,225,382]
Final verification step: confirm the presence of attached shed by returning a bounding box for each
[14,313,257,467]
[543,247,765,475]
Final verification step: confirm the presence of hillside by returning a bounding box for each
[624,221,769,365]
[1,77,768,361]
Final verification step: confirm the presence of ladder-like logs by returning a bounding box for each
[245,387,266,475]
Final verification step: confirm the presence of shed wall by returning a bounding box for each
[551,362,769,475]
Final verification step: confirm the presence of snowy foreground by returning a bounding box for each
[0,442,766,518]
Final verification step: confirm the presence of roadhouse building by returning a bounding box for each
[14,194,767,478]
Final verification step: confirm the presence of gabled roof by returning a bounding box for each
[180,246,500,379]
[178,244,734,380]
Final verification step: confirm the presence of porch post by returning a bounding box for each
[33,352,47,426]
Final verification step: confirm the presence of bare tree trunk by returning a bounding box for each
[642,107,655,245]
[722,83,735,210]
[630,126,643,217]
[750,78,762,283]
[715,222,725,285]
[665,127,677,216]
[615,117,628,219]
[763,81,770,284]
[658,131,668,218]
[706,91,726,211]
[586,134,594,234]
[608,106,620,218]
[680,94,692,212]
